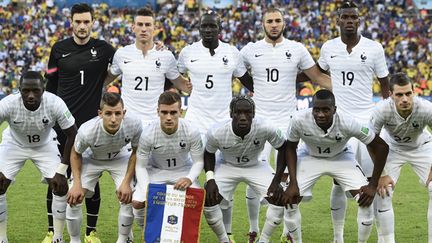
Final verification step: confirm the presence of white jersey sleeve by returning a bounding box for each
[373,42,389,78]
[53,97,75,130]
[317,41,330,71]
[231,46,247,78]
[286,112,302,143]
[110,48,122,76]
[177,45,188,74]
[205,127,219,154]
[74,129,91,154]
[297,44,316,71]
[265,122,286,149]
[344,117,375,145]
[165,51,181,80]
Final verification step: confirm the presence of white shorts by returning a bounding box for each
[348,138,373,177]
[386,142,432,185]
[0,130,60,181]
[296,148,368,200]
[214,162,274,201]
[148,165,201,188]
[77,156,132,193]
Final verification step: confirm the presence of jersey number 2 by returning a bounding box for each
[135,76,149,91]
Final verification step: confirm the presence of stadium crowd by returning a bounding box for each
[0,0,431,95]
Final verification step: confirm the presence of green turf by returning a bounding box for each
[0,120,428,242]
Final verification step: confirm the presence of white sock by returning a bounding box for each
[375,191,395,243]
[0,194,7,241]
[66,204,82,243]
[259,204,284,242]
[331,184,347,242]
[204,205,229,242]
[52,195,67,241]
[221,205,233,234]
[284,204,302,242]
[246,186,260,233]
[428,184,432,243]
[357,203,374,243]
[133,207,145,230]
[118,203,133,243]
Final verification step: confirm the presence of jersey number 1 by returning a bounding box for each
[80,70,84,85]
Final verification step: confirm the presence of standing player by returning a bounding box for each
[45,3,115,242]
[370,73,432,243]
[203,96,287,243]
[279,90,388,243]
[66,92,142,243]
[132,91,204,229]
[240,7,332,242]
[298,2,390,241]
[104,7,192,124]
[0,71,77,242]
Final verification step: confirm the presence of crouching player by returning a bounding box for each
[0,71,77,242]
[282,90,389,243]
[66,92,142,243]
[203,96,287,243]
[132,91,204,229]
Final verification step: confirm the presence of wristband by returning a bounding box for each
[56,163,69,175]
[206,171,215,182]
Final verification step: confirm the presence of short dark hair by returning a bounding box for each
[230,95,255,117]
[262,7,284,22]
[158,91,181,108]
[20,71,44,86]
[100,92,123,109]
[71,3,94,20]
[200,10,221,28]
[312,89,336,106]
[337,1,358,15]
[389,72,413,91]
[135,7,154,19]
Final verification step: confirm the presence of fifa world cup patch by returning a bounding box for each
[276,128,283,138]
[360,127,369,135]
[64,110,72,119]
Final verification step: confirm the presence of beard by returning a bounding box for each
[264,27,283,41]
[74,30,90,40]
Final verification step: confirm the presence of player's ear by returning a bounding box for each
[123,109,127,116]
[333,106,337,114]
[98,109,103,118]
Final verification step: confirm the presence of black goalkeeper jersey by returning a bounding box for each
[46,37,115,127]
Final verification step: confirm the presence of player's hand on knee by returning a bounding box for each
[132,200,146,209]
[51,173,68,196]
[283,183,300,209]
[267,180,283,203]
[358,184,376,207]
[0,173,10,195]
[377,175,394,198]
[67,184,85,206]
[117,181,133,204]
[204,179,219,205]
[174,177,192,191]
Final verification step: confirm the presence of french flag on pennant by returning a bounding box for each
[144,183,205,243]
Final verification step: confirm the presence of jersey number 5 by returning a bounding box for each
[135,76,149,91]
[205,75,214,89]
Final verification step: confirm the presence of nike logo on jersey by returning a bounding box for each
[124,60,132,64]
[377,209,390,213]
[13,121,23,124]
[153,146,162,150]
[330,55,337,58]
[94,144,104,147]
[386,123,396,126]
[190,59,199,63]
[303,133,312,136]
[254,54,263,57]
[62,53,71,58]
[222,146,231,149]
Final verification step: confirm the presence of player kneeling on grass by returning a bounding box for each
[66,92,142,243]
[0,71,77,243]
[132,91,204,230]
[203,96,287,243]
[281,90,389,243]
[371,73,432,243]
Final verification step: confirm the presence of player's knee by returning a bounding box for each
[119,203,133,218]
[265,204,284,226]
[66,204,82,221]
[246,186,258,199]
[133,207,145,228]
[0,173,11,195]
[376,194,393,211]
[218,198,232,209]
[0,194,6,222]
[132,200,145,210]
[204,205,223,225]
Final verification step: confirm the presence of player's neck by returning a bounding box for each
[73,35,91,45]
[161,126,178,135]
[264,36,283,46]
[341,34,360,52]
[202,39,219,52]
[397,109,412,119]
[135,41,154,55]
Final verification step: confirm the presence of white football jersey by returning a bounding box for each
[137,119,203,170]
[178,40,247,134]
[287,109,375,158]
[318,36,389,120]
[206,118,286,167]
[240,39,315,128]
[110,44,180,122]
[74,114,142,160]
[0,92,75,147]
[370,97,432,150]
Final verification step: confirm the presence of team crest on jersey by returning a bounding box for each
[179,140,186,149]
[155,58,161,69]
[90,47,99,62]
[222,56,229,66]
[125,137,131,143]
[360,52,367,64]
[285,51,292,60]
[42,117,50,126]
[412,121,420,129]
[335,133,343,142]
[253,138,260,146]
